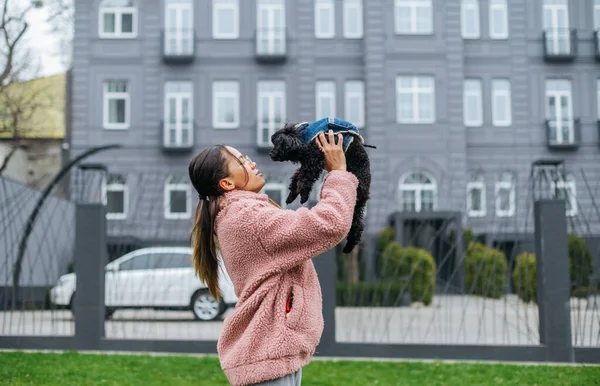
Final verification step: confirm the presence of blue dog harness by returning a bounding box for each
[296,117,364,153]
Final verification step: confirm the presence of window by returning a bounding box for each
[316,81,336,120]
[467,172,486,217]
[213,81,239,129]
[103,80,130,130]
[257,81,286,147]
[489,0,508,39]
[545,79,574,145]
[262,182,288,208]
[164,176,192,219]
[345,81,365,128]
[164,82,193,147]
[595,0,600,30]
[543,0,570,55]
[343,0,363,39]
[99,0,137,38]
[119,254,154,271]
[164,0,194,55]
[495,172,515,217]
[394,0,432,35]
[552,173,577,216]
[103,174,128,220]
[463,79,482,127]
[399,171,437,212]
[315,0,335,38]
[396,76,435,124]
[492,79,512,126]
[461,0,480,39]
[213,0,239,39]
[597,79,600,119]
[256,0,286,56]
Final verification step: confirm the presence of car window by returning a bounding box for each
[158,253,192,269]
[119,254,155,271]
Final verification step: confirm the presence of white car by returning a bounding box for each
[50,247,238,321]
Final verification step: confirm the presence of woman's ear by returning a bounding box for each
[219,176,236,192]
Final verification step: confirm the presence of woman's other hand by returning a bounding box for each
[316,130,347,172]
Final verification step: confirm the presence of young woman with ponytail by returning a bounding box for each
[188,129,358,386]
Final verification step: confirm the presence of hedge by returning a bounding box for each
[512,234,595,303]
[336,281,410,307]
[512,252,537,304]
[379,242,436,305]
[465,242,508,298]
[567,234,594,290]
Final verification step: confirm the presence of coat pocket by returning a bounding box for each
[284,284,305,330]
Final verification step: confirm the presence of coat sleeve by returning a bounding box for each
[251,170,359,271]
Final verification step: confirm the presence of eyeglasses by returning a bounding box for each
[229,154,253,175]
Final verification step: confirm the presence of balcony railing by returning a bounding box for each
[255,28,287,63]
[545,118,580,150]
[543,29,577,61]
[594,30,600,61]
[162,120,194,152]
[161,29,195,64]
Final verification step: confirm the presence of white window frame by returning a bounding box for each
[164,177,192,220]
[396,76,436,124]
[543,0,570,54]
[595,0,600,30]
[491,79,512,127]
[552,173,577,216]
[164,0,194,56]
[256,0,286,56]
[102,174,128,220]
[489,0,508,39]
[316,81,336,120]
[495,172,515,218]
[315,0,335,39]
[262,182,288,208]
[257,81,286,148]
[463,79,483,127]
[212,81,240,129]
[461,0,480,39]
[545,79,574,145]
[466,173,486,217]
[99,1,138,39]
[213,0,239,39]
[164,82,194,147]
[103,80,130,130]
[394,0,433,35]
[343,0,363,39]
[344,80,365,128]
[399,171,437,212]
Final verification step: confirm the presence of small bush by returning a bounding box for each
[336,281,410,307]
[377,227,396,256]
[568,234,594,292]
[380,242,436,306]
[512,252,537,304]
[465,242,508,298]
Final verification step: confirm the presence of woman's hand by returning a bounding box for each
[316,130,347,172]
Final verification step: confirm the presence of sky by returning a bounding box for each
[24,5,69,78]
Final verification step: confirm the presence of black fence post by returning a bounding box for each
[314,249,338,356]
[534,199,573,362]
[74,203,107,350]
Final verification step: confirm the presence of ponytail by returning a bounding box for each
[191,198,222,301]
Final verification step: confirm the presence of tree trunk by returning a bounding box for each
[345,247,360,283]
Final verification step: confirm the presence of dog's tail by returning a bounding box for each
[363,144,377,149]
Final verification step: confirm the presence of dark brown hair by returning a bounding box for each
[188,145,248,300]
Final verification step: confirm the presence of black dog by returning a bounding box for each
[269,119,374,254]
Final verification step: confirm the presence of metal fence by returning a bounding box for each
[0,161,599,364]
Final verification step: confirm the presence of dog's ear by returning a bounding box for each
[270,123,305,161]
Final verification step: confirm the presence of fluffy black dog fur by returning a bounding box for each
[269,123,372,254]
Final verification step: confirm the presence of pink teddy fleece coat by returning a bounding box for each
[214,170,359,386]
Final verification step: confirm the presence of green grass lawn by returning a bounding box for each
[0,351,598,386]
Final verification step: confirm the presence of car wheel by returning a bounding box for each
[191,290,224,321]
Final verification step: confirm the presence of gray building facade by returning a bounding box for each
[70,0,600,249]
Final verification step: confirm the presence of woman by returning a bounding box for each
[188,128,358,385]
